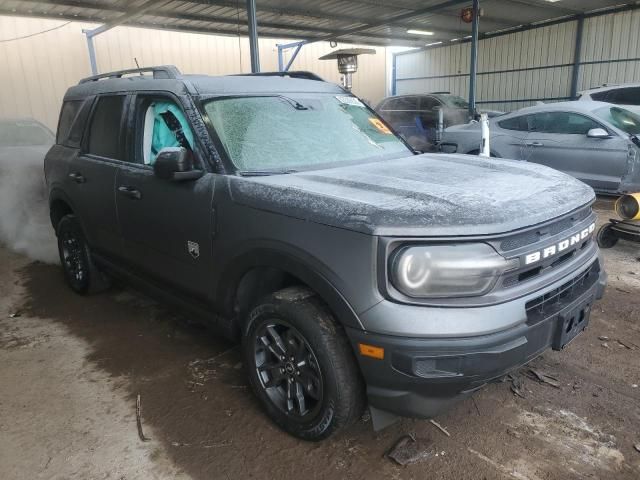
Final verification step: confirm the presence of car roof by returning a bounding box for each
[579,82,640,95]
[63,66,344,101]
[502,100,612,116]
[381,93,462,100]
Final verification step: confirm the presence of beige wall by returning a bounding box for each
[0,15,387,131]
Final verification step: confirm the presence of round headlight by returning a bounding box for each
[391,243,517,298]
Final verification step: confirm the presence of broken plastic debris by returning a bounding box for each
[8,312,20,318]
[386,434,434,466]
[509,374,525,398]
[528,368,560,389]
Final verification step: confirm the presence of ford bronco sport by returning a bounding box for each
[45,66,607,440]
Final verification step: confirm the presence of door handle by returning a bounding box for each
[525,141,544,147]
[117,185,142,200]
[68,172,86,183]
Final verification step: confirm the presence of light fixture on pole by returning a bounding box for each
[319,48,376,90]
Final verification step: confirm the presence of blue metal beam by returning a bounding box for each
[277,41,307,72]
[246,0,260,72]
[395,3,640,58]
[468,0,479,116]
[82,0,169,75]
[570,15,585,99]
[391,53,397,96]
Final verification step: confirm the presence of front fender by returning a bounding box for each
[216,244,365,331]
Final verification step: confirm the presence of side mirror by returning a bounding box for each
[153,147,203,181]
[587,128,611,139]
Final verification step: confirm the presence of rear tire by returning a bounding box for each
[596,223,618,249]
[56,214,110,294]
[243,286,364,440]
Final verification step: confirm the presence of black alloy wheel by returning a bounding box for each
[254,320,323,419]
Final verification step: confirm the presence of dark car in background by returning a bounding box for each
[375,93,502,150]
[578,83,640,115]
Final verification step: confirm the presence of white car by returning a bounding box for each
[578,83,640,115]
[440,101,640,195]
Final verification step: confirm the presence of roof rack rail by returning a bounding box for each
[233,71,325,82]
[79,65,181,84]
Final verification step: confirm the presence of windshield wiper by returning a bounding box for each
[237,169,298,177]
[276,95,309,110]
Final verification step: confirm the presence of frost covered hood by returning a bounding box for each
[228,154,595,236]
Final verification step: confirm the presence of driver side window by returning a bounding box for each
[137,96,195,165]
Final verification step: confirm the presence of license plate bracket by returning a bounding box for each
[552,295,593,351]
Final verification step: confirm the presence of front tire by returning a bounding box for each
[56,214,110,294]
[243,287,364,440]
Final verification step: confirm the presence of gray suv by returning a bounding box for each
[45,66,607,440]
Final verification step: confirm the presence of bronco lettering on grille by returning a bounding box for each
[524,223,595,265]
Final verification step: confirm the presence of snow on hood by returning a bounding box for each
[228,154,595,237]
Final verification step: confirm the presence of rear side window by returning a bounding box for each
[530,112,599,135]
[87,95,125,159]
[56,100,82,145]
[609,87,640,105]
[498,115,528,131]
[590,91,609,102]
[384,97,419,110]
[421,96,440,110]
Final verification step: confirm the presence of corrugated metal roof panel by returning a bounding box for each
[0,0,629,46]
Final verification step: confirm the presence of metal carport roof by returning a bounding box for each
[0,0,632,48]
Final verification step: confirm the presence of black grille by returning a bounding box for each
[500,206,591,252]
[525,260,600,325]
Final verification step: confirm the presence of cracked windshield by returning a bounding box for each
[204,94,410,172]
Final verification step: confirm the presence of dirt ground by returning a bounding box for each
[1,198,639,480]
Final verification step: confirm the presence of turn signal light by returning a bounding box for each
[358,343,384,360]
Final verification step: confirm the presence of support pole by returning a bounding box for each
[570,15,585,99]
[391,53,397,96]
[84,32,98,75]
[277,45,284,72]
[284,43,303,71]
[246,0,260,73]
[468,0,480,118]
[80,0,167,76]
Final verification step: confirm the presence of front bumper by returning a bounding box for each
[346,259,607,419]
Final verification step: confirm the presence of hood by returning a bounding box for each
[228,154,595,237]
[443,122,481,132]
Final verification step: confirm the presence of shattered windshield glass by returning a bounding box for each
[593,106,640,135]
[203,94,410,172]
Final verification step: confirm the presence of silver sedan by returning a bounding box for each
[440,101,640,194]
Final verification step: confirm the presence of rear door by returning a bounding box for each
[378,96,421,140]
[66,94,127,258]
[493,114,529,158]
[524,111,629,191]
[115,92,215,300]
